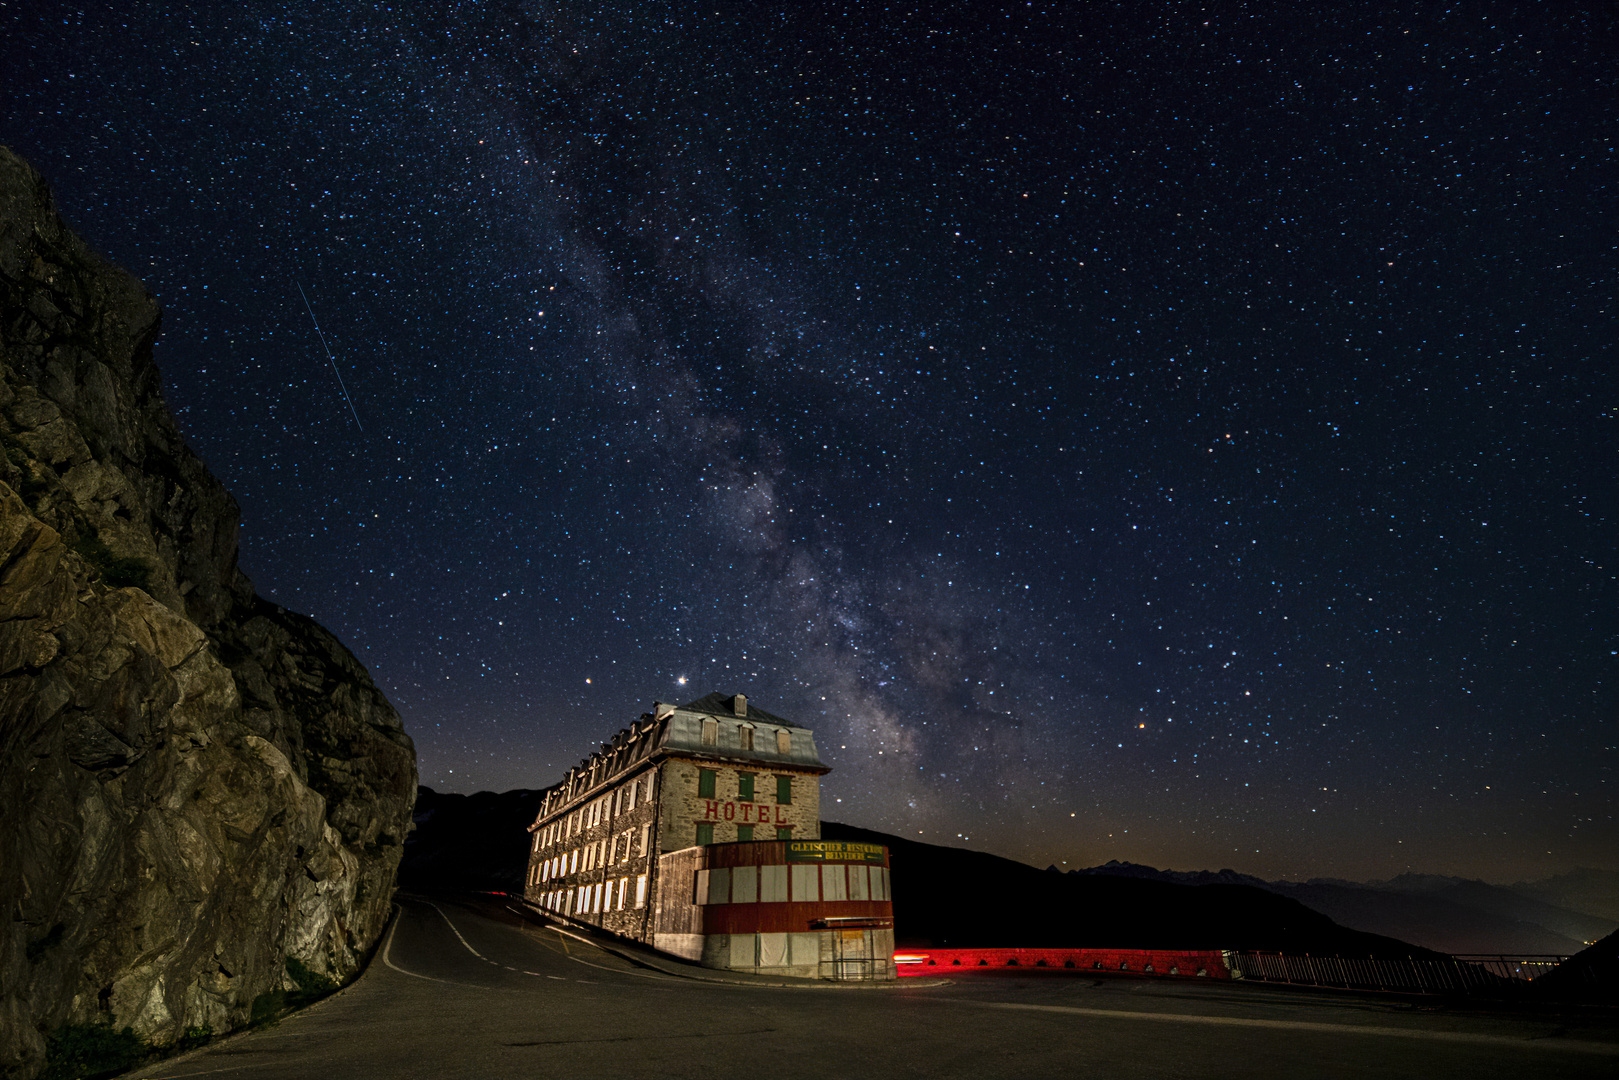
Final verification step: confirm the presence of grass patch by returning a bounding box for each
[248,988,285,1028]
[41,1022,145,1080]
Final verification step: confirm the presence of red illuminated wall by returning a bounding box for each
[895,947,1232,979]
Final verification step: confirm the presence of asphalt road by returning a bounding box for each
[127,895,1619,1080]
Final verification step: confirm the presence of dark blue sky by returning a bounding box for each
[4,0,1612,881]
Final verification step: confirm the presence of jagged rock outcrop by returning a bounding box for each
[0,148,416,1078]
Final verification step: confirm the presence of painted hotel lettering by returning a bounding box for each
[702,799,790,824]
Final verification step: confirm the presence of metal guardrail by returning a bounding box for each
[1227,952,1575,995]
[1450,955,1572,982]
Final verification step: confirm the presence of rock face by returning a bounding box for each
[0,148,416,1077]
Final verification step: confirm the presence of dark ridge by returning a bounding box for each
[400,785,552,893]
[822,822,1445,958]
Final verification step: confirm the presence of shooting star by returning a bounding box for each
[295,281,364,432]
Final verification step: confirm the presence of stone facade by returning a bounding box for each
[524,692,893,980]
[523,693,829,930]
[657,756,821,850]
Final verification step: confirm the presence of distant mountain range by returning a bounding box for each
[1066,860,1618,956]
[398,787,1616,958]
[817,822,1444,958]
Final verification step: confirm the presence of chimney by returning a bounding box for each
[732,693,748,717]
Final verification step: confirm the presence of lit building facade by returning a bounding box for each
[524,692,895,980]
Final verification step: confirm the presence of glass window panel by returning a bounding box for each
[821,864,848,901]
[707,867,732,905]
[732,865,758,904]
[791,864,818,901]
[760,865,788,902]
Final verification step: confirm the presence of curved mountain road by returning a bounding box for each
[128,895,1618,1079]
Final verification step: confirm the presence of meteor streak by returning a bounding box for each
[295,281,364,432]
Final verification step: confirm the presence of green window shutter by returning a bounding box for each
[738,773,754,801]
[698,769,716,798]
[696,823,714,846]
[775,826,792,840]
[776,775,792,804]
[737,825,754,843]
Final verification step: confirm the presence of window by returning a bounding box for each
[617,877,628,910]
[696,822,714,846]
[635,873,648,908]
[790,864,818,901]
[608,836,618,863]
[639,823,651,857]
[737,825,754,843]
[776,775,793,804]
[701,718,718,745]
[627,779,638,805]
[737,773,755,801]
[776,826,793,840]
[707,867,732,905]
[776,729,792,754]
[698,769,716,798]
[739,725,754,751]
[732,865,757,904]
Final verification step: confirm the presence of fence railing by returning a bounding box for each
[1227,952,1574,995]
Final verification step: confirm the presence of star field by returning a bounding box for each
[3,0,1612,882]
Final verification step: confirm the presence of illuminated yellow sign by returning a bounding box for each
[785,841,886,863]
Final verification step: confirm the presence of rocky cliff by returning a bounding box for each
[0,148,416,1078]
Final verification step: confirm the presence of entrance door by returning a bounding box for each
[834,928,873,980]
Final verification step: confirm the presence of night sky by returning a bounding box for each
[5,1,1612,883]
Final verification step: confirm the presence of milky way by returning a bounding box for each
[4,1,1612,881]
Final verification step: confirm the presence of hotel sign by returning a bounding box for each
[786,841,886,863]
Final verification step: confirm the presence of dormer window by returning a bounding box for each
[739,724,754,751]
[776,729,792,754]
[701,718,718,745]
